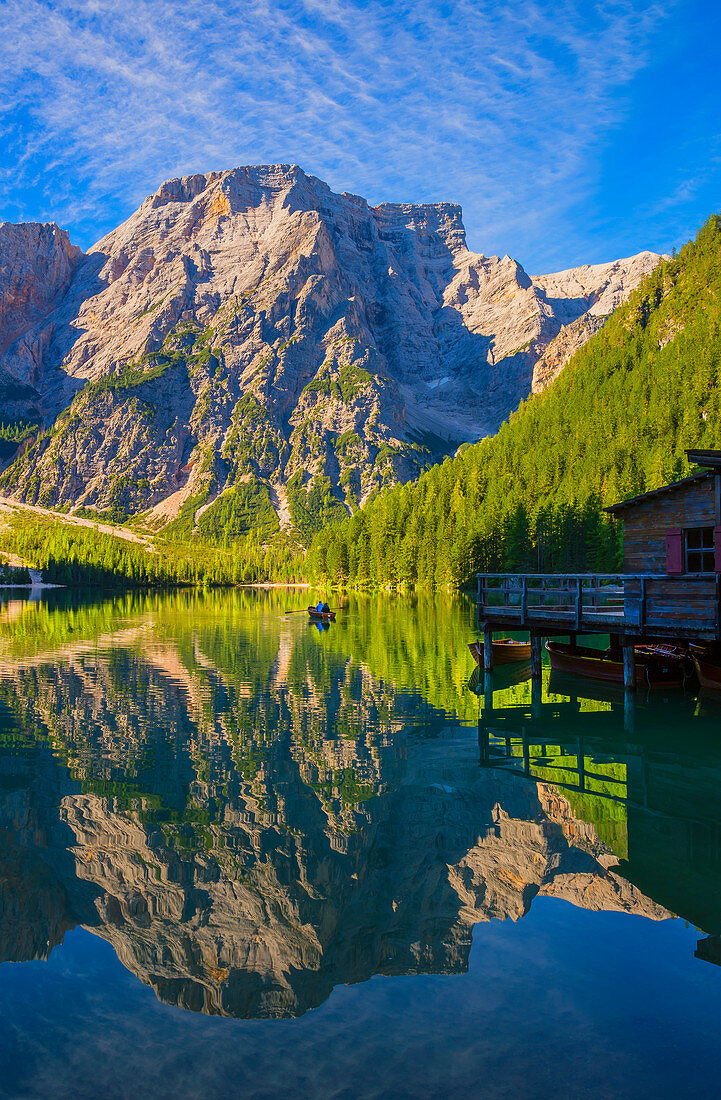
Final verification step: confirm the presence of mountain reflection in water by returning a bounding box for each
[0,589,719,1022]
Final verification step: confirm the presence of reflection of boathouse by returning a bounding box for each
[476,695,721,951]
[476,449,721,687]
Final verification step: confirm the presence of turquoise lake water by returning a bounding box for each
[0,589,718,1099]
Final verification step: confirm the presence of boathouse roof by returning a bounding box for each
[686,449,721,468]
[605,449,721,515]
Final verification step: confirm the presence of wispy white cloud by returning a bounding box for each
[0,0,685,269]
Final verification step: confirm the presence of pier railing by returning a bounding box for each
[476,572,720,639]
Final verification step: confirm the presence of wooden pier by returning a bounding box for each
[477,572,719,637]
[476,449,721,691]
[476,571,719,688]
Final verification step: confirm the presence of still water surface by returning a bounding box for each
[0,589,719,1099]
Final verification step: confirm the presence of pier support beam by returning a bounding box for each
[530,634,543,680]
[483,625,494,672]
[623,642,636,692]
[577,737,586,791]
[483,672,494,718]
[478,719,490,765]
[531,675,542,719]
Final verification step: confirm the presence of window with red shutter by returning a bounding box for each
[666,529,683,574]
[686,527,715,573]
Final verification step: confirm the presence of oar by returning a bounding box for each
[285,605,341,615]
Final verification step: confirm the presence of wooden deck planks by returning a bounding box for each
[477,571,720,642]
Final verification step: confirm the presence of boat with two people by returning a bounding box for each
[308,601,336,623]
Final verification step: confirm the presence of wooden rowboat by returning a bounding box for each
[468,638,532,665]
[545,640,688,687]
[690,645,721,690]
[308,606,336,622]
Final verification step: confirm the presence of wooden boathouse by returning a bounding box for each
[476,449,721,689]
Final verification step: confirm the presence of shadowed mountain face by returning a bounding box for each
[3,590,717,1021]
[0,166,661,533]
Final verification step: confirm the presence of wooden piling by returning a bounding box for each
[478,718,490,764]
[531,675,542,718]
[623,642,636,691]
[483,672,494,719]
[577,736,586,791]
[530,634,543,680]
[483,625,493,671]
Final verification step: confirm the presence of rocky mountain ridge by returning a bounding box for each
[0,165,663,539]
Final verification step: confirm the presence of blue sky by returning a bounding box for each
[0,0,719,273]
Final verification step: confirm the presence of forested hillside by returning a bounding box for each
[0,511,303,588]
[306,215,721,589]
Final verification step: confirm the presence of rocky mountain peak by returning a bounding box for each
[136,163,337,227]
[0,165,664,539]
[374,201,467,255]
[531,249,665,391]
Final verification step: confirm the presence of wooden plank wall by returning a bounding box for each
[644,577,718,633]
[621,477,716,573]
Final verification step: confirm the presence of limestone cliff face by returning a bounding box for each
[531,313,607,393]
[0,222,80,360]
[0,222,81,422]
[530,251,662,392]
[0,166,662,532]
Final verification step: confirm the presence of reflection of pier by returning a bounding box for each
[476,697,721,946]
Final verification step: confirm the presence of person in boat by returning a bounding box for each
[315,601,331,614]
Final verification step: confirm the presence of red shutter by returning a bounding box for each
[666,528,683,575]
[715,526,721,573]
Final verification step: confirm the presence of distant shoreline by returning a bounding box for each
[237,582,310,589]
[0,582,64,591]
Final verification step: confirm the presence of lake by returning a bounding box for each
[0,588,719,1099]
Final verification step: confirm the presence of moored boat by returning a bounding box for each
[468,638,532,665]
[545,640,688,687]
[690,644,721,690]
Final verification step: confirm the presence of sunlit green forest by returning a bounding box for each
[0,512,305,588]
[307,214,721,587]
